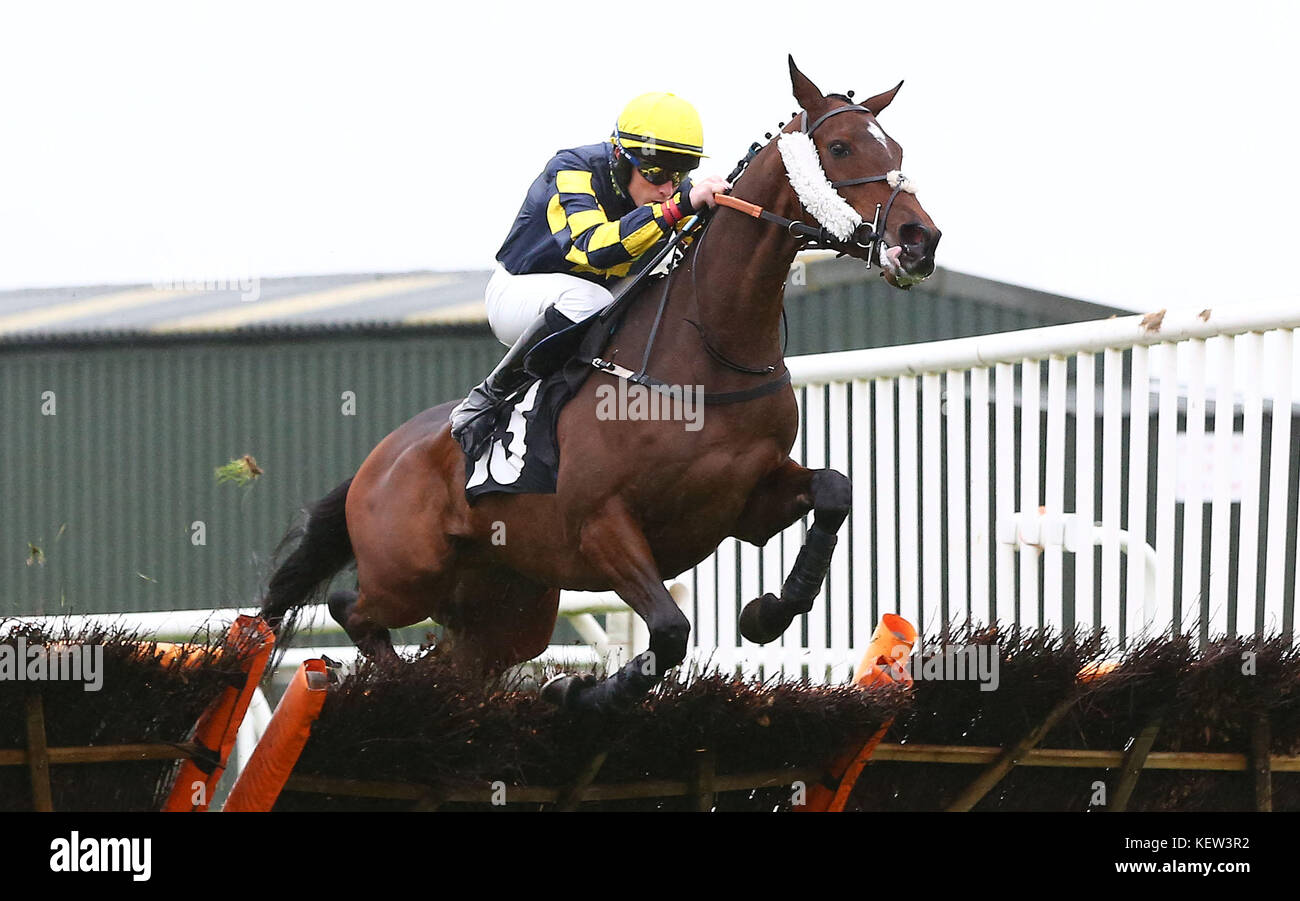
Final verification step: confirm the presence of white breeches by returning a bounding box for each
[485,264,615,346]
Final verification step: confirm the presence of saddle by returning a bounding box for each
[462,277,651,501]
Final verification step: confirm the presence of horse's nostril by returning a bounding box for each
[900,223,931,250]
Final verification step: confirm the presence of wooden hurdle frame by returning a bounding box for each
[2,615,273,812]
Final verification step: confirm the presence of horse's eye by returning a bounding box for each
[830,142,850,158]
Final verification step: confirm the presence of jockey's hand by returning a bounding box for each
[689,175,732,210]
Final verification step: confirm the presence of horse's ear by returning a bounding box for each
[788,55,824,111]
[862,81,904,116]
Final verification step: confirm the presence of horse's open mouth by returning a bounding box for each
[878,243,930,288]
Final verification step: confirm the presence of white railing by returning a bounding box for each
[9,588,679,670]
[15,305,1300,694]
[688,305,1300,684]
[14,303,1300,789]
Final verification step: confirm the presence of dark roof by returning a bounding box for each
[0,259,1125,351]
[0,270,492,340]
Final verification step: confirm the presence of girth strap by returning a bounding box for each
[585,356,792,406]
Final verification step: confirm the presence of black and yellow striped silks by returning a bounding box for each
[496,142,696,283]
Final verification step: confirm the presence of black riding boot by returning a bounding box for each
[450,305,575,456]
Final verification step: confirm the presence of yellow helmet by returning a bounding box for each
[611,92,705,171]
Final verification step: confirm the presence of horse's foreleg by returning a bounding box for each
[732,461,852,644]
[542,500,689,714]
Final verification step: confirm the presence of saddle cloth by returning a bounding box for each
[462,312,613,502]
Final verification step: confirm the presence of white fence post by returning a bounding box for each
[19,307,1300,690]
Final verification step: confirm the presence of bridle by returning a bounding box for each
[801,103,916,260]
[574,98,921,393]
[716,101,918,270]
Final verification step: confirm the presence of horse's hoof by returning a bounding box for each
[739,593,792,645]
[540,672,598,709]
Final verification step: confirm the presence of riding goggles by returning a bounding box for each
[625,151,686,187]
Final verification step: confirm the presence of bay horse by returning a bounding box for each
[260,57,941,713]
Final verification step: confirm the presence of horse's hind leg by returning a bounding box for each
[731,461,852,644]
[328,589,401,667]
[439,571,560,678]
[542,499,690,714]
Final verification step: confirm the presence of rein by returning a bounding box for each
[588,221,791,407]
[583,97,903,407]
[685,217,784,375]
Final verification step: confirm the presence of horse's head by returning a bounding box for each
[783,56,940,288]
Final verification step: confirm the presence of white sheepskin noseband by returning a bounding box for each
[777,132,919,242]
[777,132,861,241]
[887,170,918,193]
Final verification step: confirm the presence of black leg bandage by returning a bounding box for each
[570,652,658,714]
[781,523,839,613]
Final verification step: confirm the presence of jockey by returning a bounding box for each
[450,91,732,454]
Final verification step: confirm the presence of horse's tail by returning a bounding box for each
[259,477,355,670]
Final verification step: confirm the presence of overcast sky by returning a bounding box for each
[2,0,1296,312]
